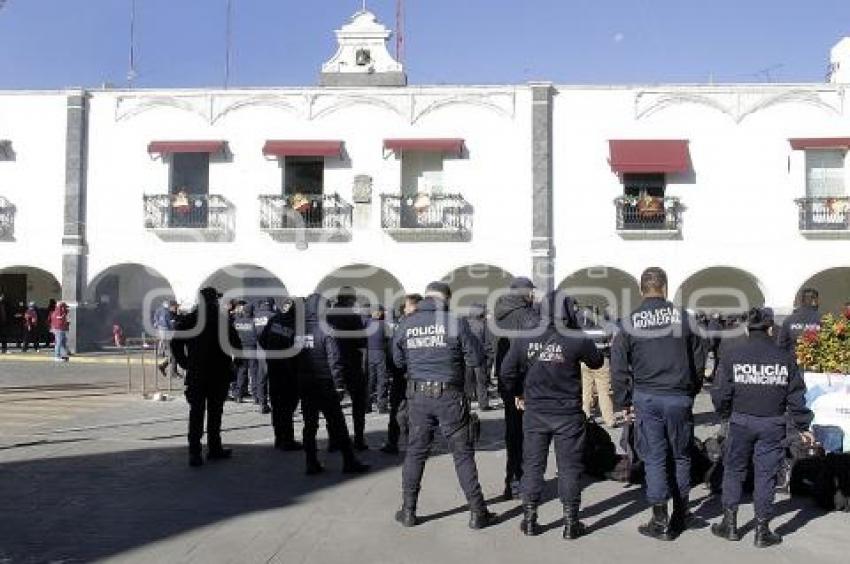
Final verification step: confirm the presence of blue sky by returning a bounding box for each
[0,0,848,89]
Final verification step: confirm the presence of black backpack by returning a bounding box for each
[583,420,619,478]
[606,421,645,484]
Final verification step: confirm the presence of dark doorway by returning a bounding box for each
[0,273,26,309]
[284,158,323,195]
[170,153,210,228]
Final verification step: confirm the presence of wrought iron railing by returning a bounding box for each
[381,193,472,231]
[259,193,352,231]
[795,197,850,231]
[143,194,230,230]
[615,196,681,231]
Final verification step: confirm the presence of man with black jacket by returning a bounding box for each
[466,303,493,410]
[257,296,302,451]
[393,282,493,530]
[493,276,541,499]
[501,292,604,540]
[711,307,814,548]
[610,267,706,541]
[172,287,240,467]
[232,301,259,404]
[297,294,369,475]
[328,287,369,450]
[776,288,821,353]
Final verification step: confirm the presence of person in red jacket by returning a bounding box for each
[22,302,39,353]
[49,301,70,362]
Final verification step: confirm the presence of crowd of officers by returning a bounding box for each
[167,267,820,548]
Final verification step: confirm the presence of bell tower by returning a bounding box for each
[320,9,407,87]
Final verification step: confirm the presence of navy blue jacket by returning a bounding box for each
[296,294,345,386]
[714,331,813,431]
[466,304,493,371]
[233,305,258,349]
[610,297,706,409]
[366,318,387,352]
[776,306,821,353]
[492,294,541,393]
[501,294,604,414]
[257,298,296,353]
[393,297,482,386]
[171,303,239,389]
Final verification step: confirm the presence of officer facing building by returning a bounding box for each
[171,287,240,467]
[501,292,604,539]
[232,301,260,404]
[393,282,494,530]
[711,307,814,548]
[297,294,369,475]
[776,288,821,354]
[611,267,706,541]
[257,296,302,451]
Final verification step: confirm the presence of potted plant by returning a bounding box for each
[795,311,850,452]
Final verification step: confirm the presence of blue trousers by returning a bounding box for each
[721,413,785,519]
[634,392,694,505]
[521,410,586,508]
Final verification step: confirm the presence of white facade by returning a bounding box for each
[1,11,849,349]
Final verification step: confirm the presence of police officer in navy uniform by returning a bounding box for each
[232,301,259,403]
[501,292,604,539]
[711,307,814,548]
[611,267,706,540]
[252,298,278,414]
[297,294,370,475]
[493,276,541,500]
[776,288,821,353]
[257,296,302,451]
[393,282,494,529]
[172,287,240,467]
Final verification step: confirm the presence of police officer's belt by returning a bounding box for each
[409,380,462,395]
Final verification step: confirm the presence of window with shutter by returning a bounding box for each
[806,149,846,197]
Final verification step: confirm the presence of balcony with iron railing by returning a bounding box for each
[259,193,353,244]
[143,193,234,242]
[795,197,850,237]
[614,196,682,239]
[380,192,473,242]
[0,196,15,241]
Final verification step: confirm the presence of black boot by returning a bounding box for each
[502,479,513,501]
[668,495,692,538]
[563,504,587,540]
[353,437,369,451]
[469,503,496,530]
[188,450,203,467]
[711,507,741,542]
[395,498,418,528]
[342,453,370,474]
[305,453,324,475]
[638,503,672,541]
[207,447,232,461]
[519,503,540,536]
[754,519,782,548]
[275,438,303,451]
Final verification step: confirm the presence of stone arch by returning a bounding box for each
[558,266,641,321]
[314,264,406,312]
[0,265,61,307]
[85,263,175,346]
[794,267,850,316]
[439,263,515,311]
[199,264,289,305]
[675,266,765,313]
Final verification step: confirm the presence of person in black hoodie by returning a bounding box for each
[776,288,821,354]
[297,294,369,475]
[610,267,705,541]
[327,287,370,450]
[501,292,604,539]
[171,287,240,467]
[711,307,814,548]
[493,276,541,499]
[466,303,493,410]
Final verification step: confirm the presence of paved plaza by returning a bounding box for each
[0,356,845,564]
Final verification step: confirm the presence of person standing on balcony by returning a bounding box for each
[776,288,821,354]
[493,277,540,500]
[48,301,70,362]
[328,287,369,451]
[610,267,706,541]
[171,287,239,467]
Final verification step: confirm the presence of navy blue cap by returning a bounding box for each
[510,277,536,290]
[425,281,452,299]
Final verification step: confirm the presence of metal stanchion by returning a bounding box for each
[126,346,132,394]
[141,342,147,398]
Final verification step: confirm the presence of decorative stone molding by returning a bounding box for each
[211,93,306,123]
[411,91,516,124]
[635,87,845,123]
[352,175,373,204]
[115,94,214,123]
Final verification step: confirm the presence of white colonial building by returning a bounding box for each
[1,9,849,350]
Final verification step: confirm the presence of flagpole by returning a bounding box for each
[128,0,137,87]
[224,0,233,89]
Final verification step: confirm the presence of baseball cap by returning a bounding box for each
[510,276,536,290]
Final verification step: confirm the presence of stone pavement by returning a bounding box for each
[0,361,845,564]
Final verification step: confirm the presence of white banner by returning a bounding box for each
[804,372,850,452]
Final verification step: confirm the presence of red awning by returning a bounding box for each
[789,138,850,150]
[262,140,343,158]
[384,138,465,157]
[608,140,691,174]
[147,141,226,155]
